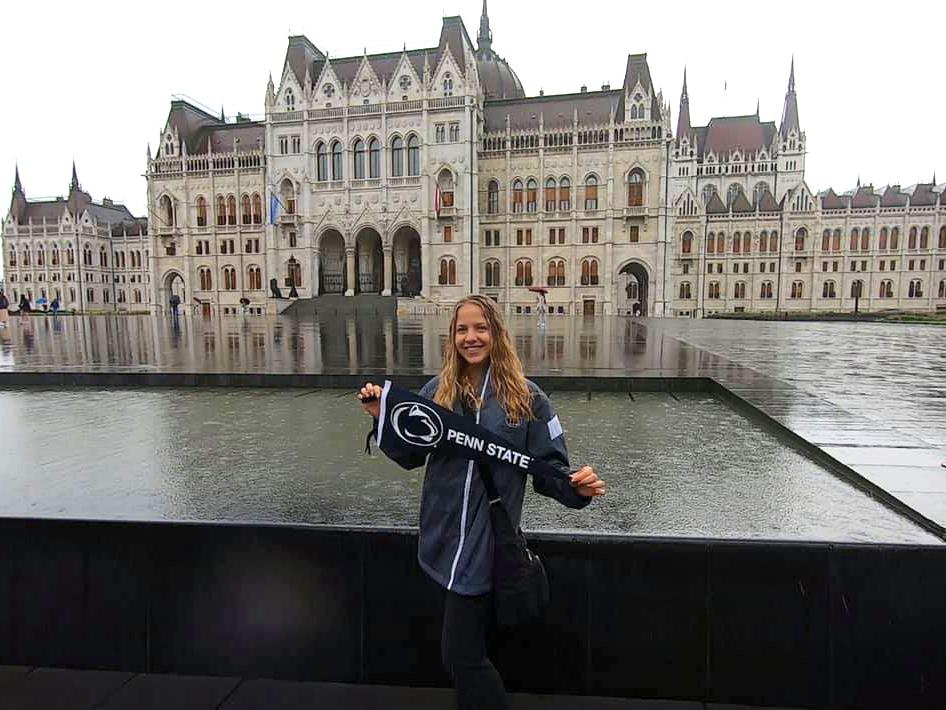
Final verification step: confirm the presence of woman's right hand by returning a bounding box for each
[358,382,382,419]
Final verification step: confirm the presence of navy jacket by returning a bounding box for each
[378,373,590,595]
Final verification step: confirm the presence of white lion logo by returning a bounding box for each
[390,401,444,448]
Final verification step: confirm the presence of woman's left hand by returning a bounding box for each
[570,466,606,498]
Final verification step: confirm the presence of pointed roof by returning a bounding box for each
[820,188,848,210]
[474,3,525,99]
[70,161,80,191]
[13,164,23,195]
[880,185,909,208]
[283,35,325,87]
[780,58,800,140]
[757,190,781,212]
[705,192,727,214]
[484,88,621,131]
[438,15,473,74]
[676,68,691,140]
[697,114,777,158]
[477,0,492,53]
[731,191,753,213]
[164,99,263,156]
[623,54,662,121]
[850,186,879,208]
[908,183,938,207]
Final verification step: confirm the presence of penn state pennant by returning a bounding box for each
[371,380,568,485]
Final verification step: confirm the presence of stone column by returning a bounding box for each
[382,246,393,296]
[312,249,321,297]
[345,246,356,296]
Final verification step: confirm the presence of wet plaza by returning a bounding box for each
[1,312,945,540]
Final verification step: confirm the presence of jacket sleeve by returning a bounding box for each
[375,377,439,471]
[527,387,591,510]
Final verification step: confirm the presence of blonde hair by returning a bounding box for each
[434,295,533,424]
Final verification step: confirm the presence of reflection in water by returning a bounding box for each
[0,388,936,544]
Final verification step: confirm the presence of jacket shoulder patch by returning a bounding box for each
[547,415,563,440]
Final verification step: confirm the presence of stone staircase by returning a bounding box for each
[281,294,396,318]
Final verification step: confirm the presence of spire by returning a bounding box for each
[220,105,226,122]
[477,0,493,54]
[70,161,80,191]
[675,67,691,141]
[779,57,800,140]
[13,164,23,195]
[756,97,760,116]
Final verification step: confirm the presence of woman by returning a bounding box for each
[359,295,605,709]
[0,290,8,328]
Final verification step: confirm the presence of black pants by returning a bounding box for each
[441,590,510,710]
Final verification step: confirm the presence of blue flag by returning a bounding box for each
[269,192,279,224]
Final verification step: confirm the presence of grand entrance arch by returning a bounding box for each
[355,228,384,294]
[161,270,185,313]
[617,261,649,316]
[318,229,346,295]
[392,225,422,296]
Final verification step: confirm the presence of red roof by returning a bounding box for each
[698,115,776,158]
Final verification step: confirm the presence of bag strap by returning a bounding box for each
[478,463,501,503]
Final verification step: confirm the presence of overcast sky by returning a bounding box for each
[1,0,943,223]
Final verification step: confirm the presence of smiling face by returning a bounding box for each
[454,302,493,370]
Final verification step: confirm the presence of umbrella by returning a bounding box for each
[35,297,48,306]
[527,286,548,294]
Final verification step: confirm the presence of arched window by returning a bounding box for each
[511,179,524,213]
[791,281,804,299]
[547,259,565,286]
[890,227,900,250]
[525,178,538,212]
[861,228,870,252]
[753,182,769,205]
[743,232,751,253]
[487,180,499,214]
[227,195,237,225]
[627,169,645,207]
[280,179,295,214]
[821,229,830,252]
[241,194,252,225]
[252,193,262,224]
[879,279,894,298]
[222,266,237,291]
[717,232,725,254]
[37,245,45,267]
[707,281,720,299]
[99,246,108,268]
[407,135,420,176]
[285,89,295,111]
[484,260,501,287]
[584,175,598,210]
[66,245,75,265]
[909,279,923,298]
[939,280,946,298]
[939,226,946,249]
[681,231,693,254]
[794,228,807,252]
[760,281,773,299]
[733,281,746,299]
[134,289,142,304]
[443,73,453,96]
[850,228,860,252]
[702,184,717,205]
[580,258,599,286]
[545,177,557,211]
[760,230,769,253]
[438,169,455,209]
[368,138,380,179]
[439,257,457,285]
[390,136,404,177]
[559,177,571,210]
[908,227,918,249]
[727,183,743,207]
[198,267,212,291]
[247,266,262,291]
[8,247,16,267]
[880,227,889,250]
[51,244,60,266]
[82,245,91,266]
[679,282,692,299]
[832,229,841,251]
[196,196,208,227]
[822,280,837,298]
[286,257,302,288]
[316,142,328,181]
[352,138,365,180]
[160,194,174,226]
[769,231,778,253]
[331,141,343,180]
[732,232,742,254]
[851,279,865,299]
[920,226,930,249]
[515,259,534,286]
[707,232,716,254]
[216,195,226,226]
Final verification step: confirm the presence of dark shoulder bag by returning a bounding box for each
[478,463,550,627]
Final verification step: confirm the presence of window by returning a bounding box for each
[584,175,598,210]
[707,232,716,254]
[707,281,720,299]
[227,195,237,225]
[515,259,533,286]
[331,141,343,180]
[449,123,460,142]
[545,178,557,211]
[850,228,860,252]
[717,233,725,254]
[407,135,420,176]
[196,196,208,226]
[880,227,889,250]
[51,245,60,266]
[732,232,742,254]
[484,261,501,287]
[368,138,380,178]
[399,75,411,92]
[940,280,946,298]
[199,267,212,291]
[733,281,746,299]
[851,280,864,298]
[515,228,533,246]
[909,279,923,298]
[221,266,236,291]
[627,225,639,243]
[216,195,226,226]
[547,259,565,286]
[242,194,252,225]
[390,137,403,177]
[159,194,175,226]
[861,228,870,252]
[920,227,930,249]
[290,135,301,154]
[909,227,918,249]
[133,289,141,304]
[880,279,894,298]
[822,280,837,298]
[940,227,946,249]
[582,227,599,244]
[681,231,693,254]
[702,184,718,205]
[743,232,751,253]
[437,258,457,285]
[285,90,294,111]
[679,282,692,299]
[196,240,210,255]
[794,228,807,252]
[316,142,328,181]
[558,177,571,210]
[286,257,302,288]
[484,230,500,246]
[8,247,16,267]
[580,258,599,286]
[791,281,804,299]
[512,179,524,213]
[525,179,537,212]
[487,180,499,213]
[822,230,830,251]
[753,182,770,205]
[279,136,289,155]
[99,247,108,268]
[443,73,453,96]
[353,138,365,179]
[443,226,453,243]
[245,238,260,254]
[760,281,773,299]
[37,246,45,266]
[288,232,297,248]
[683,263,690,275]
[891,227,900,250]
[627,169,644,207]
[769,231,778,253]
[435,124,445,143]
